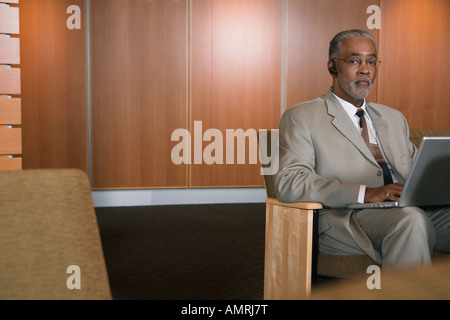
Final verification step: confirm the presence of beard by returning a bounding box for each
[338,76,373,100]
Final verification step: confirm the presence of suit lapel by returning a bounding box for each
[324,91,378,165]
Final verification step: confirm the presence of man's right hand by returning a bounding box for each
[365,183,404,203]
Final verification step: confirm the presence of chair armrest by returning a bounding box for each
[266,197,323,210]
[264,197,322,299]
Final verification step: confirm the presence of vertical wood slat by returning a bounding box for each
[0,96,21,124]
[0,65,20,94]
[0,36,20,64]
[0,5,19,34]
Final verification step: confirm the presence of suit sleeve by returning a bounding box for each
[273,107,360,207]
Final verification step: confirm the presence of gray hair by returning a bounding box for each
[329,29,377,60]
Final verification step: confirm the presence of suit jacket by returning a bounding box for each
[274,89,417,208]
[273,89,419,263]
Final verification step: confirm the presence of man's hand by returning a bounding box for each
[365,183,404,203]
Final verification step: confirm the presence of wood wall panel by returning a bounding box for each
[20,0,88,172]
[286,0,380,109]
[190,0,283,187]
[378,0,450,129]
[90,0,188,189]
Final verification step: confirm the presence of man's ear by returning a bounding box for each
[328,60,338,77]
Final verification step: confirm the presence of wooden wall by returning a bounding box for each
[19,0,450,190]
[0,0,22,171]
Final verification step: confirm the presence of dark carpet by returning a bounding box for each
[95,203,266,300]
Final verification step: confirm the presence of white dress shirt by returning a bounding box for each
[332,93,397,203]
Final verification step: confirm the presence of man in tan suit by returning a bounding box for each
[274,29,450,269]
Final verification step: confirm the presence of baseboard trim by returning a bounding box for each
[92,188,267,208]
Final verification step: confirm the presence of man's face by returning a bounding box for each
[329,37,378,107]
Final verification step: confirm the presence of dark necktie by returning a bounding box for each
[356,108,393,185]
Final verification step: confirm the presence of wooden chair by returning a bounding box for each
[259,130,376,300]
[0,169,112,300]
[260,129,450,300]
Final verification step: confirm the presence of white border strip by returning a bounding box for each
[92,188,267,207]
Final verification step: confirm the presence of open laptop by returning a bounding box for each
[348,137,450,209]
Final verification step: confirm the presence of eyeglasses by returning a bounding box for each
[332,57,381,68]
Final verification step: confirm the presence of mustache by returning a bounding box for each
[353,78,373,86]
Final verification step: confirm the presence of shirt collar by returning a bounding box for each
[332,92,367,115]
[331,92,374,130]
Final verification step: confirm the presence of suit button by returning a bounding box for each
[377,171,383,176]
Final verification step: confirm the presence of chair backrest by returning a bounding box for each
[0,169,112,300]
[258,130,278,199]
[409,128,450,148]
